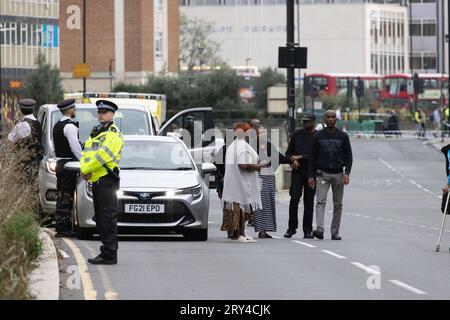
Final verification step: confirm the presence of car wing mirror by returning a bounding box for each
[201,163,216,176]
[64,161,81,172]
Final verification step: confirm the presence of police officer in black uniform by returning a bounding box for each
[8,99,43,181]
[53,99,82,238]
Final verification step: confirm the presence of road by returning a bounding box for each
[56,138,450,300]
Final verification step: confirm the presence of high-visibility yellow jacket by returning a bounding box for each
[445,107,449,121]
[415,111,421,124]
[80,123,124,183]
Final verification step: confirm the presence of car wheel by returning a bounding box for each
[76,226,94,240]
[183,228,208,241]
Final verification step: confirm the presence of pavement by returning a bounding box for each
[50,138,450,300]
[28,229,59,300]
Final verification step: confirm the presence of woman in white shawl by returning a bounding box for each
[221,123,264,243]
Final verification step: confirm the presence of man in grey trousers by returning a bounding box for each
[308,110,353,240]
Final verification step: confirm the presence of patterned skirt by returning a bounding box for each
[221,202,252,232]
[252,172,277,232]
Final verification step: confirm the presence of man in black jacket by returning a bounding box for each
[308,110,353,240]
[284,112,317,239]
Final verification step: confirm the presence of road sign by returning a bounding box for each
[278,47,307,69]
[72,63,90,78]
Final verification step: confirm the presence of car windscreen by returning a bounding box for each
[51,109,151,143]
[120,140,195,171]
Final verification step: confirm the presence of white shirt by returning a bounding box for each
[7,114,36,143]
[222,138,262,212]
[434,110,440,124]
[55,116,83,160]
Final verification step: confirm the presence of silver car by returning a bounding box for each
[66,135,216,241]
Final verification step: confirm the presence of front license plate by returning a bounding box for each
[125,204,165,214]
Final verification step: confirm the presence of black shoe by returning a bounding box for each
[303,233,313,239]
[88,254,117,265]
[283,229,296,238]
[312,230,324,240]
[55,230,77,238]
[331,234,342,240]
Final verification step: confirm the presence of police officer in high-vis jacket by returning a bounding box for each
[81,100,124,265]
[53,99,82,238]
[8,98,43,180]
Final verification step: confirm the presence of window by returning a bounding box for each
[422,20,436,36]
[409,20,421,36]
[410,55,422,70]
[423,55,437,70]
[20,23,27,46]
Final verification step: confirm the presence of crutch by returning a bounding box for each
[436,192,450,252]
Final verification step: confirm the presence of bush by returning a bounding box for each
[4,212,42,262]
[0,141,42,299]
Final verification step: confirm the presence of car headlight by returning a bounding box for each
[86,182,93,198]
[46,159,57,174]
[165,185,202,200]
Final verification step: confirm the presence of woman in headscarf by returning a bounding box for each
[221,123,263,242]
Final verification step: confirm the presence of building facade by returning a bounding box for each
[180,0,409,75]
[0,0,59,91]
[59,0,180,92]
[0,0,59,132]
[409,0,440,73]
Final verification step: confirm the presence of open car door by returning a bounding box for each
[158,107,219,164]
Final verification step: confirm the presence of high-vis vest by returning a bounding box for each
[80,123,124,183]
[445,107,449,122]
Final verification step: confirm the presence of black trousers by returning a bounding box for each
[92,174,119,259]
[288,170,316,234]
[55,161,78,232]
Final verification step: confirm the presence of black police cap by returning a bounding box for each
[57,99,76,111]
[301,111,316,121]
[96,100,118,113]
[19,98,36,114]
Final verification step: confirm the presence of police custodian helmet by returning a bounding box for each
[19,98,36,115]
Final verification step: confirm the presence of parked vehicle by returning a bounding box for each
[65,135,216,241]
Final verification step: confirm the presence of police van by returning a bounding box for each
[38,92,223,218]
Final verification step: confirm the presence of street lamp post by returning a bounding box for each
[83,0,86,94]
[286,0,296,139]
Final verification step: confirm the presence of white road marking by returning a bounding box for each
[351,262,381,275]
[355,214,361,217]
[375,218,383,220]
[364,216,371,218]
[418,225,427,228]
[292,240,316,248]
[321,250,346,259]
[396,221,404,224]
[62,238,97,300]
[407,223,415,226]
[59,249,69,259]
[105,291,119,300]
[423,189,430,193]
[389,280,427,295]
[271,235,282,239]
[432,227,440,230]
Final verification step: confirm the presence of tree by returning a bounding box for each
[251,68,286,112]
[179,13,223,71]
[20,53,64,108]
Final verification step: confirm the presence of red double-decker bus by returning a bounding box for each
[380,73,448,106]
[304,73,383,98]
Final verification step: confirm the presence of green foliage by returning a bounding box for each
[20,53,64,108]
[251,68,286,112]
[179,13,223,70]
[113,68,242,114]
[3,212,42,262]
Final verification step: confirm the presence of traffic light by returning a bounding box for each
[346,78,353,98]
[355,78,364,98]
[413,73,424,94]
[311,79,318,97]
